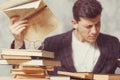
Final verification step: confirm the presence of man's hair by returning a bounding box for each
[73,0,102,22]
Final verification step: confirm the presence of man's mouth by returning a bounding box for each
[89,36,97,39]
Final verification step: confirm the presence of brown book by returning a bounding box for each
[11,66,54,75]
[1,48,54,59]
[0,0,60,42]
[94,74,120,80]
[57,71,93,79]
[14,74,49,79]
[0,77,49,80]
[0,59,61,67]
[11,68,45,74]
[0,0,42,20]
[50,76,70,80]
[19,66,54,71]
[1,55,32,59]
[94,74,108,80]
[0,0,39,10]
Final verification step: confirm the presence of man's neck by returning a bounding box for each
[73,30,86,43]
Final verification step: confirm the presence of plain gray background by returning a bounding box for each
[0,0,120,76]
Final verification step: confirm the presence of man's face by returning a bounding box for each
[73,15,101,43]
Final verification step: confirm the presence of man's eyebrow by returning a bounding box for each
[96,21,101,24]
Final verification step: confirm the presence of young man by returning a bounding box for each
[10,0,120,75]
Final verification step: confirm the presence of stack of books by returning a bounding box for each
[58,71,120,80]
[0,48,61,79]
[11,66,53,79]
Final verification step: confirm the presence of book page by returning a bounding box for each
[5,0,41,10]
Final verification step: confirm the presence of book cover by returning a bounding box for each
[1,48,54,58]
[0,59,61,66]
[0,0,60,43]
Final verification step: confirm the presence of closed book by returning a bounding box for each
[94,74,120,80]
[14,74,49,79]
[1,55,32,59]
[0,59,61,66]
[19,66,54,71]
[1,48,54,58]
[0,77,49,80]
[50,76,70,80]
[57,71,93,80]
[11,68,45,74]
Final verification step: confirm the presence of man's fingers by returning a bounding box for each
[9,20,28,33]
[13,24,28,32]
[9,20,28,28]
[13,26,26,35]
[10,16,20,24]
[16,27,26,34]
[12,25,26,34]
[13,20,28,26]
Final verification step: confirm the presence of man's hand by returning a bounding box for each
[9,16,28,49]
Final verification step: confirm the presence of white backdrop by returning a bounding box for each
[0,0,120,76]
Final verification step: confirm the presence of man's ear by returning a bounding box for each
[71,19,78,29]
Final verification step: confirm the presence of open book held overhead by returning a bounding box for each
[0,0,60,43]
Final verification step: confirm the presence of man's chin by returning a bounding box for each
[87,39,97,43]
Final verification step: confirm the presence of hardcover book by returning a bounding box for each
[0,59,61,66]
[1,48,54,59]
[0,0,60,44]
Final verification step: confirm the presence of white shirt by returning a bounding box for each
[72,32,100,72]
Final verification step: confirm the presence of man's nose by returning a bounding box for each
[91,26,97,34]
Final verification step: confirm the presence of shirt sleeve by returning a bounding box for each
[10,40,25,49]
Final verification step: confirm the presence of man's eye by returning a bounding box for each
[96,23,100,26]
[86,25,92,29]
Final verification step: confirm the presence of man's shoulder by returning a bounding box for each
[42,30,73,51]
[45,30,73,41]
[98,33,119,43]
